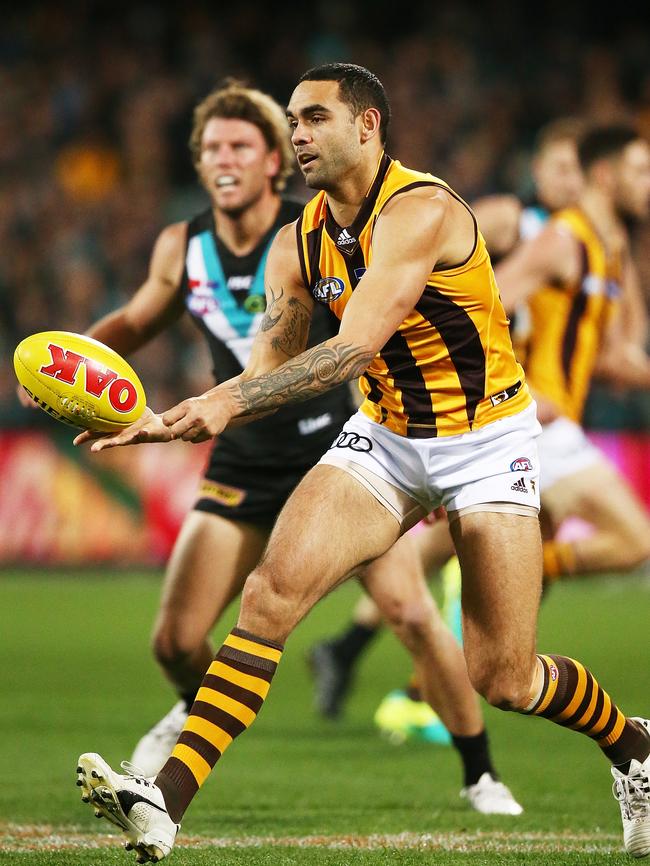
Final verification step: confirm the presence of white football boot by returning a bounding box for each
[131,702,188,777]
[460,772,524,815]
[76,752,178,862]
[612,717,650,858]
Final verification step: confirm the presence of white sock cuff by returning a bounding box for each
[523,656,545,712]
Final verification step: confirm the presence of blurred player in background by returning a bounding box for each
[473,117,585,261]
[79,79,522,815]
[496,123,650,582]
[74,64,650,862]
[307,117,586,730]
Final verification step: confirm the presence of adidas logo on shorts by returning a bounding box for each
[510,476,528,493]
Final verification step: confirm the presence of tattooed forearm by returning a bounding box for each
[270,296,312,357]
[259,286,284,332]
[236,341,374,415]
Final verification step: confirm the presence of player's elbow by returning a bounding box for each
[340,343,376,382]
[114,309,160,353]
[337,326,393,369]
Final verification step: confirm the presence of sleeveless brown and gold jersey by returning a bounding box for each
[295,153,530,438]
[521,207,622,423]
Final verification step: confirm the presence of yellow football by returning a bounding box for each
[14,331,146,431]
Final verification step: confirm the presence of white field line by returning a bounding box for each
[0,824,621,854]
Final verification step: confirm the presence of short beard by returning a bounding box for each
[302,165,339,193]
[302,169,327,191]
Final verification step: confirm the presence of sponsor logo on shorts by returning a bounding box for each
[510,457,533,472]
[510,476,528,493]
[313,276,345,303]
[199,479,246,507]
[531,479,536,494]
[330,431,373,453]
[298,413,333,435]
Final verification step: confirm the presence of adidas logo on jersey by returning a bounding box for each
[510,477,528,493]
[337,228,357,247]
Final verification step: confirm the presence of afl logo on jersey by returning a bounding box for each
[510,457,533,472]
[313,276,345,304]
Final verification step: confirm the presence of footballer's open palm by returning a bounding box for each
[74,406,174,451]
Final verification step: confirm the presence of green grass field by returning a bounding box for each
[0,570,648,865]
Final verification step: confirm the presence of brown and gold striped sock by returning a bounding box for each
[523,654,650,766]
[542,541,577,584]
[405,673,422,702]
[155,627,283,822]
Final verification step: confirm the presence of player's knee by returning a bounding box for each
[152,620,199,669]
[468,664,530,711]
[384,597,436,650]
[240,565,301,636]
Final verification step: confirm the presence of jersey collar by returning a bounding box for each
[324,153,392,256]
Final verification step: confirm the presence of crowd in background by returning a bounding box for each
[3,1,650,427]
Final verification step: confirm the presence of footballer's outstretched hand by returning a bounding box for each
[74,406,174,450]
[162,392,233,443]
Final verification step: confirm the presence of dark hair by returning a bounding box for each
[578,125,640,172]
[299,63,391,144]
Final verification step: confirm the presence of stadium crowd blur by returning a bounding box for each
[3,1,650,429]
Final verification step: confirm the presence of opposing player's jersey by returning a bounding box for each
[519,202,550,241]
[522,206,622,423]
[182,199,353,463]
[296,154,530,438]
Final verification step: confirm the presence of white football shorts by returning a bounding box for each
[318,403,541,526]
[536,416,606,491]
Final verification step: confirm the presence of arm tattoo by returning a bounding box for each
[236,341,374,415]
[271,296,312,357]
[259,288,311,357]
[259,286,284,332]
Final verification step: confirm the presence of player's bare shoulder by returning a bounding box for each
[528,219,583,284]
[379,185,451,238]
[266,218,305,288]
[271,219,299,252]
[378,183,474,268]
[150,221,189,286]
